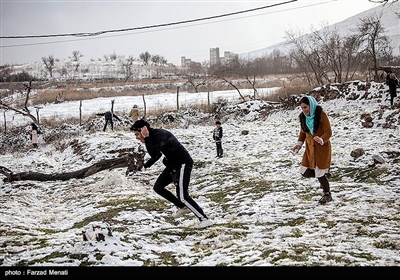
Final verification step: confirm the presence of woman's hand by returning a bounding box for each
[313,136,324,145]
[292,145,301,155]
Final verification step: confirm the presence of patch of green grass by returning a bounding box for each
[237,179,274,195]
[222,221,249,230]
[291,228,303,238]
[192,242,213,256]
[14,260,29,266]
[28,251,69,265]
[270,248,309,263]
[142,258,156,266]
[319,217,337,229]
[348,252,377,261]
[94,252,104,261]
[271,251,289,263]
[207,189,231,205]
[282,217,307,227]
[73,197,168,229]
[325,220,337,229]
[298,193,314,201]
[373,240,397,249]
[69,253,90,261]
[334,166,389,185]
[260,248,277,259]
[144,229,192,240]
[159,251,180,266]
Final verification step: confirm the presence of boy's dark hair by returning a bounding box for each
[216,121,221,125]
[130,119,150,131]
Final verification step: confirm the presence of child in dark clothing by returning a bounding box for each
[213,121,223,158]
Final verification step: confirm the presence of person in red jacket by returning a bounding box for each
[130,119,213,229]
[292,96,333,204]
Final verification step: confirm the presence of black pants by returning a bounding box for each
[103,118,113,131]
[301,168,330,193]
[153,162,208,221]
[390,91,397,106]
[216,141,223,157]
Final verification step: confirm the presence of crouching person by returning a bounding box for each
[130,119,213,229]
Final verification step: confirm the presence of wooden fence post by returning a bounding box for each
[79,100,82,126]
[176,86,180,112]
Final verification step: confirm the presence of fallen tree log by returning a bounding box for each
[0,148,146,182]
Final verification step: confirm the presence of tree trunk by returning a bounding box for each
[0,150,145,183]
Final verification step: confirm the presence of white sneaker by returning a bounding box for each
[171,207,191,218]
[198,219,213,229]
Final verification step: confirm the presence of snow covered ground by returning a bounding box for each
[0,81,399,273]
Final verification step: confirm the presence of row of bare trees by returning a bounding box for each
[163,10,399,93]
[285,13,397,86]
[1,7,399,99]
[206,12,398,90]
[2,10,398,90]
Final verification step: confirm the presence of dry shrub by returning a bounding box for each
[31,88,111,105]
[40,115,85,128]
[264,79,312,102]
[147,106,177,117]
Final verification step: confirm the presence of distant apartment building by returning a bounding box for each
[210,47,220,66]
[223,51,238,64]
[181,56,192,67]
[181,56,201,68]
[210,48,238,66]
[181,48,238,67]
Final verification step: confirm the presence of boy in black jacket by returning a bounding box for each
[96,111,121,131]
[213,121,223,157]
[130,119,213,229]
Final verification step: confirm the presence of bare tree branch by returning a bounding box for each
[0,80,38,124]
[0,149,145,182]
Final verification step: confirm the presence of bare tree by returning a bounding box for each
[285,29,327,87]
[311,25,364,83]
[0,81,39,124]
[238,57,260,99]
[211,58,246,102]
[70,50,83,72]
[42,55,55,78]
[356,13,393,81]
[139,51,151,66]
[342,35,364,81]
[151,54,167,66]
[151,54,168,78]
[182,62,208,93]
[119,56,136,82]
[369,0,399,5]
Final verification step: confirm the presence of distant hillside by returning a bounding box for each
[241,2,400,59]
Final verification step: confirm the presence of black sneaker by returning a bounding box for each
[319,192,332,204]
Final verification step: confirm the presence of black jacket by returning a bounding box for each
[97,111,121,121]
[213,127,223,141]
[143,128,193,170]
[387,77,399,96]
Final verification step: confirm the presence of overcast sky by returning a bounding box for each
[0,0,380,66]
